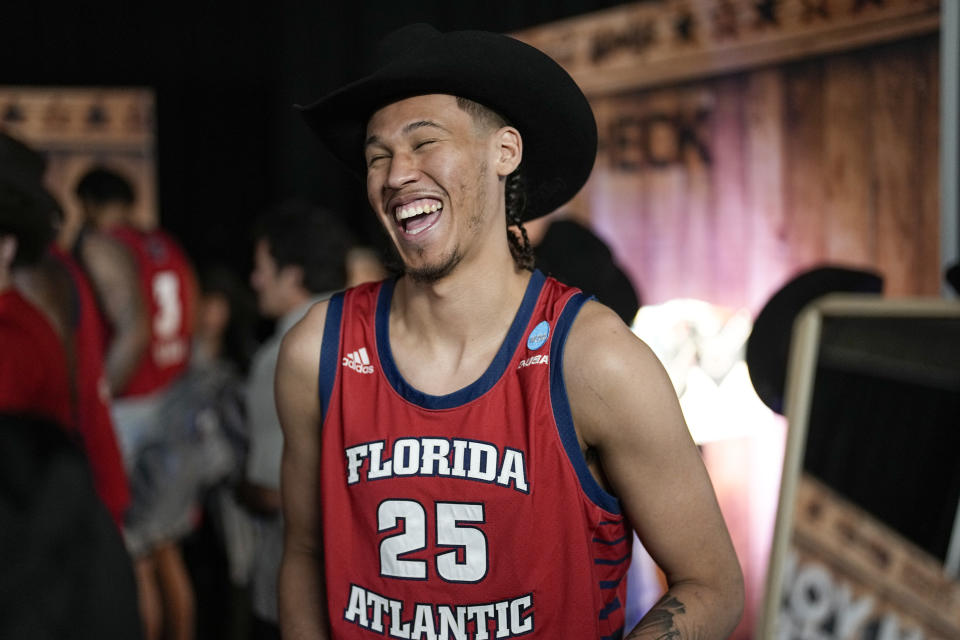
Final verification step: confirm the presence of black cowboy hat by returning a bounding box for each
[946,262,960,295]
[746,265,884,415]
[297,23,597,222]
[0,132,60,248]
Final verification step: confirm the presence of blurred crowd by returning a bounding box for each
[0,130,387,640]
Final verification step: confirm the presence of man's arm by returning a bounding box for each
[565,301,745,639]
[275,301,330,639]
[79,233,148,394]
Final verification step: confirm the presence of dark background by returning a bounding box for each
[3,0,633,275]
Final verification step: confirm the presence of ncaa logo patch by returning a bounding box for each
[526,321,550,350]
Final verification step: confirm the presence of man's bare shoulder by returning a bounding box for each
[282,298,329,348]
[563,299,679,446]
[277,299,330,379]
[564,299,661,380]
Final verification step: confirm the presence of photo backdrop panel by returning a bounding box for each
[0,87,157,230]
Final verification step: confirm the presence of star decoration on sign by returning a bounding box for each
[753,0,780,28]
[674,8,695,43]
[2,102,25,123]
[86,104,109,127]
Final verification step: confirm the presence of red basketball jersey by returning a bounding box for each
[111,226,195,397]
[319,270,631,640]
[50,245,131,527]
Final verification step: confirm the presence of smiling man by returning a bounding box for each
[276,24,743,640]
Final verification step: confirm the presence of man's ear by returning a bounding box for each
[494,126,522,178]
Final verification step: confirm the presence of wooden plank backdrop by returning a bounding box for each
[516,0,940,99]
[579,34,940,313]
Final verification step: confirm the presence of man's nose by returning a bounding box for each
[385,151,419,189]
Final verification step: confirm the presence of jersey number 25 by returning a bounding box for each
[378,499,488,584]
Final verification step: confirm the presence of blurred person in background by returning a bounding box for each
[184,264,259,640]
[242,199,353,640]
[193,264,258,376]
[40,161,133,531]
[67,168,149,399]
[0,130,141,637]
[0,132,72,428]
[3,133,131,532]
[75,166,199,640]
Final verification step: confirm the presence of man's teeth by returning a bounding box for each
[395,201,442,221]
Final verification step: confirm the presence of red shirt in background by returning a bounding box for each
[110,226,196,397]
[0,288,72,429]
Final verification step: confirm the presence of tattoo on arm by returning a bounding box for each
[626,594,686,640]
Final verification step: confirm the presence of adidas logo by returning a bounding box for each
[343,347,374,374]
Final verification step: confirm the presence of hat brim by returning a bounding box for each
[946,263,960,295]
[746,266,884,415]
[297,27,597,222]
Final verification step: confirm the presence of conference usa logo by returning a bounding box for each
[343,347,374,374]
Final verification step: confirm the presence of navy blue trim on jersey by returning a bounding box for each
[594,553,630,566]
[601,627,624,640]
[549,294,623,515]
[318,292,345,423]
[375,270,546,410]
[599,597,622,620]
[593,534,629,546]
[600,574,625,590]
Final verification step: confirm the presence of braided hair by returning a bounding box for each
[504,169,534,271]
[455,97,534,271]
